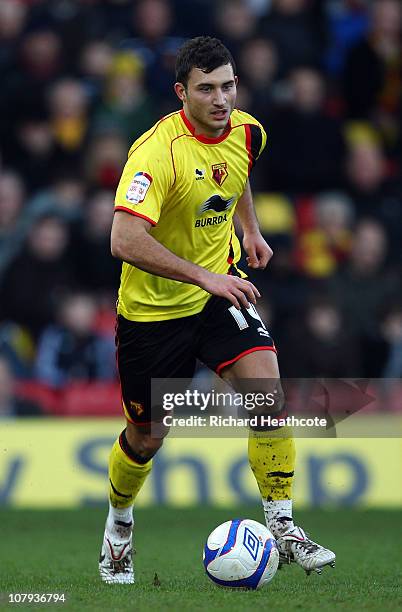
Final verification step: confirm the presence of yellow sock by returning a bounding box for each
[248,426,295,502]
[109,433,152,508]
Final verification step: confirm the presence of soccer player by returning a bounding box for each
[99,36,335,584]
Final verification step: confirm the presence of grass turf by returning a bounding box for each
[0,507,401,611]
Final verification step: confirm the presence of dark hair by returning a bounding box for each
[175,36,236,87]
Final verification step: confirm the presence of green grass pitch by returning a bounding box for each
[0,507,401,611]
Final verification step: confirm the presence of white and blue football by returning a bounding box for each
[203,519,279,590]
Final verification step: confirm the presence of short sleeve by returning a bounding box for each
[114,139,173,226]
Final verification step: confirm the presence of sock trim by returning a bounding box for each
[109,478,132,499]
[267,470,294,478]
[119,429,153,465]
[115,520,133,528]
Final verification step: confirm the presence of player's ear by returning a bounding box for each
[235,75,239,86]
[174,82,186,102]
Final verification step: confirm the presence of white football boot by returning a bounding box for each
[275,524,336,575]
[99,519,134,584]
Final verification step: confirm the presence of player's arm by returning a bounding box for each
[235,179,273,269]
[111,211,260,309]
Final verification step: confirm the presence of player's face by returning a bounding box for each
[175,64,237,138]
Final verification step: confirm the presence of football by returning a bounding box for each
[203,519,279,590]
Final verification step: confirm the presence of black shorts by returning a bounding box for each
[116,295,276,425]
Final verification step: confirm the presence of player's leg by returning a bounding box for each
[100,314,196,584]
[198,297,335,574]
[221,348,336,575]
[108,421,163,513]
[221,351,296,536]
[101,422,164,584]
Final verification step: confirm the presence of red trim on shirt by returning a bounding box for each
[128,111,181,158]
[180,109,232,144]
[114,206,157,226]
[216,346,277,376]
[244,124,253,175]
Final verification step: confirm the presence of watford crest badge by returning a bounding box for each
[212,162,228,186]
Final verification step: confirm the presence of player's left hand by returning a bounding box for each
[243,232,273,269]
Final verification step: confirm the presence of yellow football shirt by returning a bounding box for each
[114,108,266,321]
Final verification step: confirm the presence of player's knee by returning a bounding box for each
[138,434,164,457]
[247,382,285,416]
[247,384,286,431]
[271,385,285,414]
[125,421,165,460]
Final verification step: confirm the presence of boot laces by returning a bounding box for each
[294,537,320,555]
[110,547,135,574]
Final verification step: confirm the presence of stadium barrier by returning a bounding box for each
[1,419,401,508]
[15,380,402,416]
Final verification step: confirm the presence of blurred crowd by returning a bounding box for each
[0,0,402,413]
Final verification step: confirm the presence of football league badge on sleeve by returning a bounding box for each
[212,162,228,186]
[126,171,153,204]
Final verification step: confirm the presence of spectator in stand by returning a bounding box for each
[1,26,63,160]
[122,0,183,114]
[84,130,127,191]
[26,167,86,228]
[25,0,110,68]
[0,0,28,81]
[238,37,279,122]
[0,215,74,340]
[323,0,370,76]
[0,168,85,288]
[5,105,57,194]
[0,355,42,417]
[72,190,121,296]
[13,27,63,112]
[328,218,399,345]
[380,303,402,379]
[47,78,91,167]
[35,292,115,388]
[268,67,345,192]
[343,0,402,152]
[280,295,361,377]
[79,40,114,106]
[363,301,402,378]
[296,192,354,279]
[0,170,25,278]
[260,0,325,78]
[345,126,402,263]
[214,0,258,59]
[23,0,118,66]
[92,51,157,146]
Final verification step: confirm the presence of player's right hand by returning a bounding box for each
[198,271,260,310]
